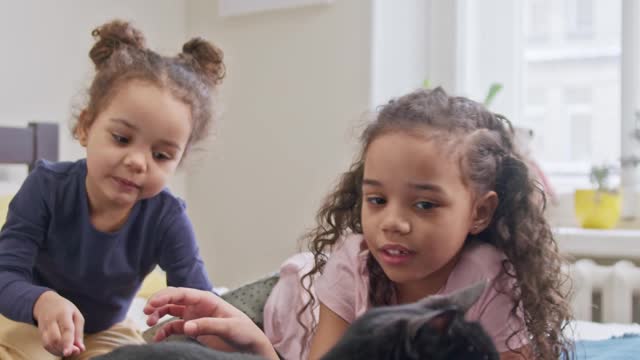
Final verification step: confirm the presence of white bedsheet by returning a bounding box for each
[127,297,154,331]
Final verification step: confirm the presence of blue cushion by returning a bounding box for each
[574,334,640,359]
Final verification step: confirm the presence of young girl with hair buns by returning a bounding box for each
[0,20,225,359]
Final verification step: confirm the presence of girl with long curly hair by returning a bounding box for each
[268,87,573,360]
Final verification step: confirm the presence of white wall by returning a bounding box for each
[185,0,373,287]
[0,0,189,196]
[371,0,429,105]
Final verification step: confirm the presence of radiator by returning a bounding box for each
[569,259,640,323]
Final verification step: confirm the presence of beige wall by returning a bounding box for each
[185,0,373,287]
[0,0,189,196]
[0,0,427,288]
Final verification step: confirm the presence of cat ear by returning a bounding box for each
[444,280,487,313]
[416,280,488,314]
[424,308,457,333]
[408,307,458,336]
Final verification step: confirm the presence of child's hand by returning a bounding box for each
[33,291,86,356]
[144,287,278,360]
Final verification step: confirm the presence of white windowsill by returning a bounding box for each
[554,227,640,260]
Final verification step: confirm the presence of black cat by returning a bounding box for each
[321,280,498,360]
[96,281,498,360]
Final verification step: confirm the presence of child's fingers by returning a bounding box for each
[143,301,161,315]
[182,318,233,339]
[146,311,159,326]
[153,319,186,342]
[146,287,220,311]
[144,287,182,310]
[143,295,173,315]
[162,304,186,318]
[58,316,76,357]
[73,311,85,351]
[146,305,184,326]
[155,304,185,319]
[146,312,159,326]
[183,318,268,354]
[41,320,63,355]
[69,344,82,356]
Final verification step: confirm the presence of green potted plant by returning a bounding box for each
[483,83,503,107]
[574,165,621,229]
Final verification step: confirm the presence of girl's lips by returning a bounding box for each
[112,176,140,191]
[378,244,416,266]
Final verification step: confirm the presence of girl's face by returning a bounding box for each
[77,80,192,211]
[361,130,494,299]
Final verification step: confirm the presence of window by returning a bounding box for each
[570,113,592,161]
[566,87,593,163]
[453,0,622,193]
[522,0,620,191]
[566,0,594,38]
[526,0,552,42]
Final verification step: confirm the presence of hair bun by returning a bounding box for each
[181,38,226,86]
[89,20,146,69]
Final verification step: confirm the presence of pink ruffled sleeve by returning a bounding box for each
[264,234,369,359]
[314,236,364,323]
[264,252,315,360]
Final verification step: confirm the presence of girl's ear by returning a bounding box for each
[75,111,90,147]
[469,191,498,235]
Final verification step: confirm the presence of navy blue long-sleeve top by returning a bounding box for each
[0,159,212,333]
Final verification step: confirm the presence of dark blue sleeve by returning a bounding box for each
[157,207,212,291]
[0,167,52,324]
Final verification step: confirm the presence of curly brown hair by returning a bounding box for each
[73,19,225,153]
[299,87,574,359]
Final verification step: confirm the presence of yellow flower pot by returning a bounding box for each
[574,189,621,229]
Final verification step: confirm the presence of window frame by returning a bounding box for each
[448,0,630,195]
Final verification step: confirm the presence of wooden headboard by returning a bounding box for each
[0,122,59,171]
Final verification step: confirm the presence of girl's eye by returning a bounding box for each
[366,196,386,205]
[153,152,172,161]
[112,133,129,144]
[415,201,436,210]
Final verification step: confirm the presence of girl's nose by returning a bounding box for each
[381,206,411,234]
[123,151,147,173]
